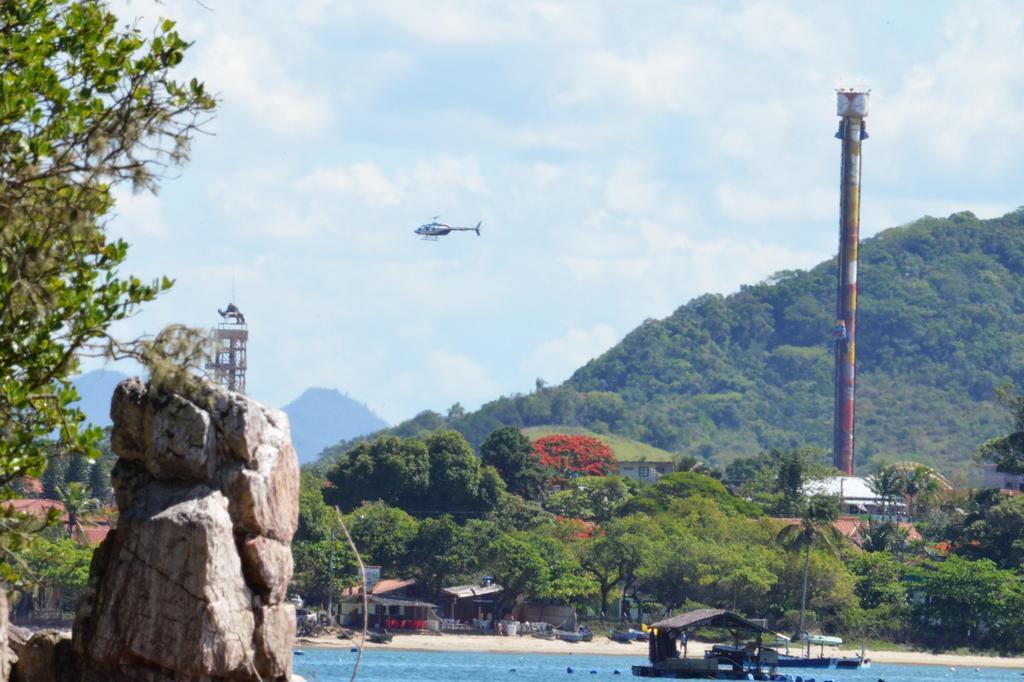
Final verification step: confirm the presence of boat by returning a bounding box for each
[773,635,868,669]
[367,629,393,644]
[610,628,649,643]
[554,628,582,643]
[632,609,789,679]
[551,625,593,643]
[706,643,867,670]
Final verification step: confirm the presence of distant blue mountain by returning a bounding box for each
[71,369,130,428]
[282,388,388,464]
[71,372,385,464]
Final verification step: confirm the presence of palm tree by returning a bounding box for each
[776,494,842,642]
[897,464,944,519]
[866,465,903,519]
[56,482,100,537]
[674,454,720,478]
[860,518,901,553]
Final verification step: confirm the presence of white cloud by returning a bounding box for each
[522,323,619,385]
[299,163,402,205]
[133,0,336,137]
[95,0,1024,423]
[557,43,704,113]
[531,162,566,184]
[110,188,165,237]
[405,155,489,196]
[562,256,653,283]
[295,154,486,204]
[605,160,661,214]
[353,1,603,47]
[732,3,824,55]
[884,1,1024,169]
[428,350,501,404]
[364,1,523,46]
[196,32,333,134]
[511,128,590,151]
[714,183,834,224]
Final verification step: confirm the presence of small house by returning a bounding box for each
[349,595,437,631]
[616,459,674,485]
[339,575,438,631]
[440,581,503,625]
[981,463,1024,493]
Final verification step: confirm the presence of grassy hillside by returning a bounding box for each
[317,208,1024,478]
[520,426,675,462]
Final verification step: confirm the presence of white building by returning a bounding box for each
[981,463,1024,492]
[804,476,904,516]
[617,459,674,485]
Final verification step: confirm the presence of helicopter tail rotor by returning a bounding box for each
[474,221,481,236]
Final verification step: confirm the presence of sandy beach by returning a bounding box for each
[298,633,1024,670]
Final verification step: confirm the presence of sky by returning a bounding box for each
[91,0,1024,423]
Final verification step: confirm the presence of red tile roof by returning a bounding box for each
[21,477,43,495]
[897,522,923,543]
[372,578,416,594]
[341,578,417,598]
[5,498,65,516]
[76,524,111,546]
[3,499,113,546]
[832,517,862,540]
[774,515,922,546]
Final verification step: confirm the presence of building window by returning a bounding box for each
[622,466,634,471]
[655,467,665,473]
[639,466,650,478]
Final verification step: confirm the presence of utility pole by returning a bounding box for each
[327,526,335,625]
[832,90,869,476]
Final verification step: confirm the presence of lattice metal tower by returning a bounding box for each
[207,302,248,394]
[832,90,869,476]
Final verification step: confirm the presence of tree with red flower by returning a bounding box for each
[531,434,616,484]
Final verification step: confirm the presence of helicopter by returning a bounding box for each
[414,216,482,240]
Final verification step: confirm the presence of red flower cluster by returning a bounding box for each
[554,516,596,540]
[531,434,617,478]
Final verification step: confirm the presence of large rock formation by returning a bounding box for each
[0,590,8,681]
[72,378,299,681]
[11,630,76,682]
[4,623,30,682]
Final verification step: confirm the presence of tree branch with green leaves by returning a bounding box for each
[0,0,214,553]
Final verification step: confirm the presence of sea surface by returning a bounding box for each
[292,648,1024,681]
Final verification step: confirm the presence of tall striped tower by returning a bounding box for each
[833,90,869,476]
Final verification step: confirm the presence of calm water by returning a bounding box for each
[292,648,1024,682]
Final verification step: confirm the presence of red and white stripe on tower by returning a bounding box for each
[833,90,868,476]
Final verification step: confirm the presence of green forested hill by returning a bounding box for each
[569,208,1024,475]
[319,209,1024,477]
